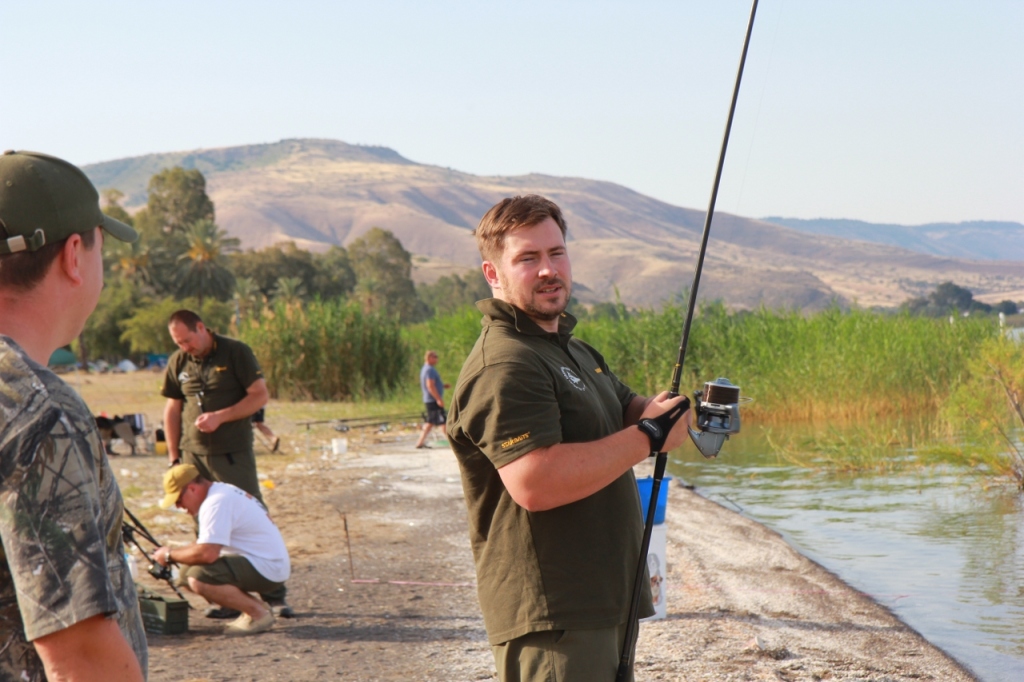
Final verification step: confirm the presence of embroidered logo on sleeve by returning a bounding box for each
[501,432,530,449]
[560,367,586,391]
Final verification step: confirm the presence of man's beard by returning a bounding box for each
[520,277,572,321]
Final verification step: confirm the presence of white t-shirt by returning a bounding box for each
[197,482,290,583]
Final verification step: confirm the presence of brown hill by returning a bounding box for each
[84,138,1024,310]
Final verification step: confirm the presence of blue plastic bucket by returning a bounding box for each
[636,476,671,524]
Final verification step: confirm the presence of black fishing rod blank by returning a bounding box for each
[616,2,758,680]
[122,507,192,605]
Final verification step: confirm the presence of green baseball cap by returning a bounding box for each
[0,150,138,255]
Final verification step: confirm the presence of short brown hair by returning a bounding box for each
[0,227,97,292]
[169,309,204,331]
[473,195,567,262]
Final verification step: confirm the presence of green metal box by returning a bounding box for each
[138,589,189,635]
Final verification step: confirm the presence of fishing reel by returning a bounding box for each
[688,377,741,459]
[148,562,174,582]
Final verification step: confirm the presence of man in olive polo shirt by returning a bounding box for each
[447,195,691,681]
[162,309,267,503]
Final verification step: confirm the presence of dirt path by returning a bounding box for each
[116,429,979,682]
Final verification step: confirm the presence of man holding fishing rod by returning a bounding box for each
[0,151,147,681]
[447,195,692,682]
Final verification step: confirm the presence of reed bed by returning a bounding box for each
[237,300,1011,482]
[575,303,998,425]
[241,299,408,401]
[403,302,999,426]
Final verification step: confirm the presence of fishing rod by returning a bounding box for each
[616,1,758,679]
[122,507,192,605]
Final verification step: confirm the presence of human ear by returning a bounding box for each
[481,261,500,289]
[60,234,85,286]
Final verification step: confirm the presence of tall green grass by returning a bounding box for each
[403,301,998,425]
[251,298,1001,434]
[401,306,484,399]
[240,299,408,401]
[575,303,998,424]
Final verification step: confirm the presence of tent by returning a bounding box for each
[48,348,78,368]
[116,359,139,372]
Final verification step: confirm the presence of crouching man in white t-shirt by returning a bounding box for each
[153,464,291,636]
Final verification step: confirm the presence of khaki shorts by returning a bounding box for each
[183,555,283,596]
[491,624,632,682]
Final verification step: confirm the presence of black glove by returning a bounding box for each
[637,396,690,453]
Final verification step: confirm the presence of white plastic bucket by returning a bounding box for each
[641,523,668,621]
[331,438,349,455]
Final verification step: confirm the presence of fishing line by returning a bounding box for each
[734,0,787,215]
[617,2,759,678]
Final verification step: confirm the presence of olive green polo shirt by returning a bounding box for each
[447,299,653,645]
[161,333,263,456]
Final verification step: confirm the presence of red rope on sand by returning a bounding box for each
[350,578,474,587]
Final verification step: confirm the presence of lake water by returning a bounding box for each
[667,428,1024,682]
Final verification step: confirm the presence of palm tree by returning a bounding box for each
[272,276,307,308]
[234,276,264,323]
[175,219,240,307]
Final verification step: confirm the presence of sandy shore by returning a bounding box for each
[109,423,983,682]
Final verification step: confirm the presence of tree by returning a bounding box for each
[994,300,1019,316]
[417,269,491,316]
[348,228,428,323]
[272,276,306,307]
[80,279,141,361]
[133,166,215,236]
[902,281,992,317]
[230,242,356,302]
[234,276,264,323]
[310,246,357,300]
[101,189,134,226]
[175,219,239,307]
[120,297,233,355]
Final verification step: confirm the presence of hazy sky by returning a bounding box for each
[2,1,1021,225]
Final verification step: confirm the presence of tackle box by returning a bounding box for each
[138,587,189,635]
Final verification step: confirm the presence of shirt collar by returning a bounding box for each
[476,298,578,338]
[188,332,219,362]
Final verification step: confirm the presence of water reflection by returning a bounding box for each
[667,426,1024,682]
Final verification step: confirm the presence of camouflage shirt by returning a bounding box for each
[0,336,148,681]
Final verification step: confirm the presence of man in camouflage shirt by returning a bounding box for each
[0,151,147,681]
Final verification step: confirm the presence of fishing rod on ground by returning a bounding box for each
[122,506,193,606]
[616,1,757,679]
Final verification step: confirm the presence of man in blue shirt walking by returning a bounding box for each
[415,350,448,449]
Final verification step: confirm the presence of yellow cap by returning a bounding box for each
[160,464,200,509]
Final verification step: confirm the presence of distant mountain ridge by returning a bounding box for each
[762,217,1024,261]
[82,138,1024,311]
